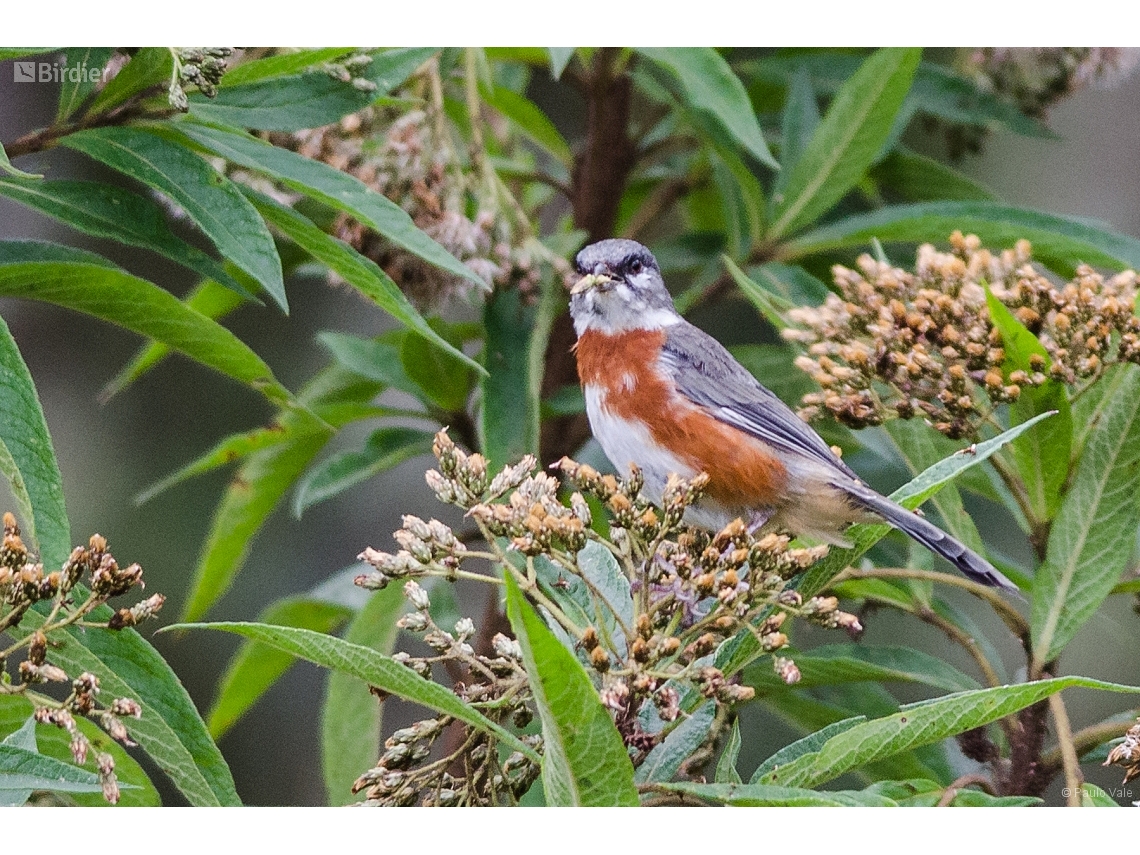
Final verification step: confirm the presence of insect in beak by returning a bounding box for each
[571,272,616,296]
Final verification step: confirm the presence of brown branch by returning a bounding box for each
[1048,693,1084,806]
[1040,711,1138,776]
[936,772,998,806]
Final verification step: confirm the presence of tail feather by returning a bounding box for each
[840,482,1019,594]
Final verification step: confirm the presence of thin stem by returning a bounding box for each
[1048,693,1084,807]
[915,605,1004,690]
[831,566,1028,638]
[936,773,998,806]
[1040,711,1139,772]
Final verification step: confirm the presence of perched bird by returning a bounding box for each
[569,238,1016,592]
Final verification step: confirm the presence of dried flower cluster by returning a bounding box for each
[287,91,558,308]
[785,233,1140,439]
[961,48,1140,119]
[0,513,162,803]
[352,431,858,804]
[1104,718,1140,786]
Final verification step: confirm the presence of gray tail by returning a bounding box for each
[841,482,1019,594]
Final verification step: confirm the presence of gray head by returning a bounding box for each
[569,239,680,335]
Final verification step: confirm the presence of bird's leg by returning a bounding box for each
[746,509,774,536]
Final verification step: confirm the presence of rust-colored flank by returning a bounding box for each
[575,329,788,510]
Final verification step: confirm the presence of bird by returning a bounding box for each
[568,238,1016,592]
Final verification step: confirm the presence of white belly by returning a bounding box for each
[583,384,698,506]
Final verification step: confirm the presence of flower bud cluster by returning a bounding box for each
[168,47,232,109]
[786,233,1140,439]
[1,515,158,804]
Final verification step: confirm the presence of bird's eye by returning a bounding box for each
[627,258,642,275]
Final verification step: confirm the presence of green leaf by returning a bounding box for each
[985,287,1072,522]
[774,67,820,200]
[504,573,638,806]
[15,607,240,805]
[636,48,777,169]
[221,48,356,87]
[714,719,743,784]
[60,126,286,311]
[56,47,114,121]
[870,148,998,203]
[168,620,537,761]
[244,190,482,375]
[1031,365,1140,666]
[293,426,434,515]
[184,428,330,621]
[322,583,404,805]
[787,201,1140,275]
[635,701,715,784]
[862,777,1042,807]
[176,122,482,288]
[207,596,354,738]
[0,48,58,62]
[190,47,438,131]
[483,85,572,164]
[86,48,173,116]
[0,256,293,409]
[179,365,382,620]
[655,780,897,806]
[103,278,247,401]
[480,282,559,471]
[137,423,298,505]
[547,48,574,80]
[0,313,70,567]
[398,324,476,412]
[316,330,422,397]
[745,644,980,695]
[0,142,42,180]
[0,698,159,806]
[760,676,1140,789]
[0,178,252,299]
[751,715,866,783]
[769,48,921,240]
[0,744,107,798]
[574,541,635,639]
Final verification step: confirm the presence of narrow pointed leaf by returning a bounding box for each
[504,574,638,806]
[221,48,356,87]
[85,47,173,116]
[769,48,921,240]
[322,583,405,804]
[0,313,69,567]
[176,122,481,288]
[635,701,715,784]
[870,148,998,202]
[773,67,820,200]
[0,142,42,179]
[547,48,574,80]
[168,621,537,760]
[786,201,1140,275]
[245,190,482,374]
[986,287,1072,522]
[714,719,743,784]
[1032,364,1140,666]
[56,47,114,121]
[102,279,250,401]
[190,47,438,130]
[751,715,866,783]
[0,698,159,806]
[761,676,1140,789]
[293,426,434,515]
[655,780,898,806]
[0,257,293,408]
[746,645,980,695]
[0,178,251,299]
[483,85,572,164]
[0,745,107,796]
[59,126,286,311]
[207,597,354,738]
[636,48,777,168]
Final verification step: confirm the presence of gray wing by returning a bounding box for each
[659,321,862,483]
